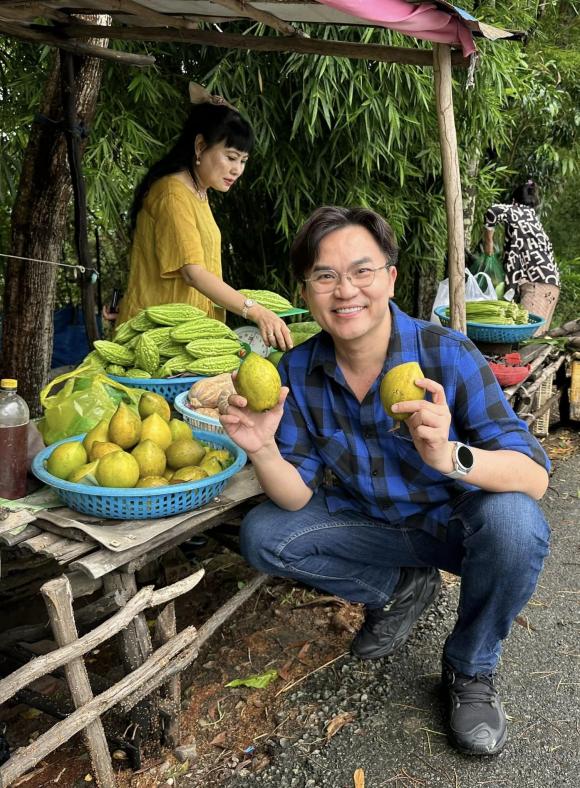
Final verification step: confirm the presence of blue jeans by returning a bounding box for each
[240,490,550,676]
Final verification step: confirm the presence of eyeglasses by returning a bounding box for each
[304,263,392,294]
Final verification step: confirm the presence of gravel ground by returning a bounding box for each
[226,451,580,788]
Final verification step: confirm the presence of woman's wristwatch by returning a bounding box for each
[241,298,256,320]
[444,442,475,479]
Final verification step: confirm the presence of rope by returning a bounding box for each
[0,252,98,280]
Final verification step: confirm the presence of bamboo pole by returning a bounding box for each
[433,43,466,333]
[42,577,116,788]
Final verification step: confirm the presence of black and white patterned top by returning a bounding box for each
[485,203,560,292]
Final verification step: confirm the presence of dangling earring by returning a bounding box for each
[196,157,201,166]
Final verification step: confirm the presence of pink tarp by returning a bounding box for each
[318,0,476,56]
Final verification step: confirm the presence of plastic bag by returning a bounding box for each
[37,366,142,445]
[469,252,505,288]
[430,270,497,325]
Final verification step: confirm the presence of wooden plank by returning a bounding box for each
[0,524,41,546]
[19,532,93,562]
[433,43,466,333]
[63,23,469,67]
[42,577,116,788]
[70,467,263,579]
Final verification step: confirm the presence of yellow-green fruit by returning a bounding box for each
[47,441,88,480]
[199,456,225,477]
[140,412,172,450]
[108,401,142,450]
[165,438,206,470]
[68,460,100,486]
[379,361,425,421]
[135,476,168,488]
[131,439,167,478]
[82,418,110,454]
[163,467,175,481]
[234,352,281,412]
[138,391,171,422]
[89,441,122,461]
[95,451,140,488]
[169,418,192,442]
[204,449,232,468]
[171,466,208,482]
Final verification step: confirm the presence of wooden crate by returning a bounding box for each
[532,371,554,437]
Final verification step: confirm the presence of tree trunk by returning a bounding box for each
[463,140,481,251]
[1,17,108,417]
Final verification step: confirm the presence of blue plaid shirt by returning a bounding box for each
[277,302,550,539]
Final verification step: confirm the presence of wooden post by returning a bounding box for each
[433,43,466,333]
[103,570,159,760]
[155,602,181,747]
[41,576,115,788]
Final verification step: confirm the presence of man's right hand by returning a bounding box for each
[218,386,289,456]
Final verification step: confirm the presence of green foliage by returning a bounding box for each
[0,3,578,322]
[553,258,580,327]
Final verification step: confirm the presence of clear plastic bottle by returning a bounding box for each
[0,378,30,499]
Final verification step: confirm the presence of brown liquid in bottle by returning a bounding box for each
[0,423,28,499]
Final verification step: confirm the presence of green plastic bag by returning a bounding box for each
[38,366,142,445]
[469,252,505,288]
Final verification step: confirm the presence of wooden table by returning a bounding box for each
[0,465,267,778]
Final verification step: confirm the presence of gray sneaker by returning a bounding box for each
[351,567,441,659]
[442,661,508,755]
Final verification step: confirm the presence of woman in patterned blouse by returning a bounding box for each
[484,180,560,334]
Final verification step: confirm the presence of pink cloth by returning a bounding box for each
[318,0,476,56]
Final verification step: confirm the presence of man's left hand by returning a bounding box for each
[391,378,454,474]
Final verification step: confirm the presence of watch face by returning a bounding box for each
[234,326,271,357]
[457,444,474,469]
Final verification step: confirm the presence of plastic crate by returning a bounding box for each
[107,374,203,403]
[174,391,224,434]
[434,307,545,343]
[532,372,554,437]
[32,430,246,520]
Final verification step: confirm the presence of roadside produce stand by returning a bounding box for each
[0,3,525,784]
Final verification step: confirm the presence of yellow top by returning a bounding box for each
[0,379,17,389]
[117,176,225,325]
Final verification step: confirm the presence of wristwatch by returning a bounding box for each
[241,298,256,320]
[444,442,475,479]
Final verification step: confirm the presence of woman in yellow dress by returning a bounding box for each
[115,83,292,351]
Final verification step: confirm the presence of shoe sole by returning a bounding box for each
[448,724,508,756]
[352,571,442,660]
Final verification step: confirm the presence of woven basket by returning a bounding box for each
[32,430,246,520]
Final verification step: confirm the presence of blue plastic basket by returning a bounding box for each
[434,307,545,343]
[32,430,246,520]
[107,374,204,403]
[174,391,224,435]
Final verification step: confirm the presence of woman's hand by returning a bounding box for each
[391,378,454,474]
[218,385,289,456]
[249,305,293,352]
